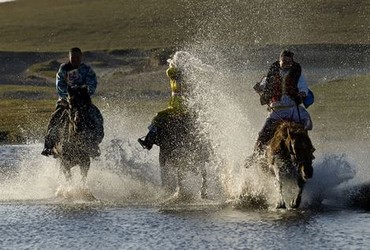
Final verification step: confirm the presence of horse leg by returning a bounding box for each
[200,164,208,199]
[290,177,305,208]
[61,161,72,183]
[79,157,91,186]
[272,164,286,209]
[159,150,177,194]
[176,167,186,199]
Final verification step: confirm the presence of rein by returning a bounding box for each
[268,103,303,124]
[287,140,300,167]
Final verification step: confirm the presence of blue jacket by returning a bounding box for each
[56,62,97,99]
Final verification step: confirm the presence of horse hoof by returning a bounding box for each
[276,201,286,209]
[302,165,313,180]
[290,197,301,209]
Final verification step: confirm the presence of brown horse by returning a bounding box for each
[53,85,104,185]
[156,111,209,200]
[266,121,315,209]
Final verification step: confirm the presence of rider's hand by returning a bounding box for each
[296,92,306,104]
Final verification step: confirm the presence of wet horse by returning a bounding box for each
[53,85,104,185]
[157,112,209,200]
[266,121,315,208]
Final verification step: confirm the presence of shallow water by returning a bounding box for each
[2,44,370,249]
[0,143,369,250]
[2,199,370,249]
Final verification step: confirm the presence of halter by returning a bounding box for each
[286,133,313,171]
[287,140,301,167]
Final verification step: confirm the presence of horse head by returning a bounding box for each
[284,122,315,180]
[67,85,91,109]
[67,85,92,133]
[268,121,315,209]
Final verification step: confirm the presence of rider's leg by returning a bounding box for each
[245,118,281,167]
[138,108,173,150]
[255,118,280,153]
[41,103,67,156]
[294,105,313,130]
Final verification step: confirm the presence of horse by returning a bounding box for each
[266,121,315,209]
[53,85,104,185]
[156,111,209,200]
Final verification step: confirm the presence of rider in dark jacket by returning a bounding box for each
[41,47,103,157]
[248,50,313,163]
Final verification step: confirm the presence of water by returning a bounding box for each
[1,50,370,249]
[1,203,370,250]
[3,2,370,248]
[0,129,369,249]
[2,55,370,249]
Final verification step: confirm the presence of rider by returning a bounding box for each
[249,49,313,159]
[138,52,188,150]
[41,47,103,157]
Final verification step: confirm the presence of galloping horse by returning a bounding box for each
[266,121,315,209]
[53,85,104,185]
[157,111,209,200]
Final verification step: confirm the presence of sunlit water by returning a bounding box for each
[3,2,370,247]
[1,109,369,250]
[2,51,370,248]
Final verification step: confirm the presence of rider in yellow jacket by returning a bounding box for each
[138,65,187,150]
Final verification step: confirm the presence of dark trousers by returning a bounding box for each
[43,103,104,149]
[255,118,281,153]
[43,107,66,149]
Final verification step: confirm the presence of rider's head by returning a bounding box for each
[69,47,82,68]
[279,49,294,69]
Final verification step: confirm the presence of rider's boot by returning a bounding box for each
[138,128,158,150]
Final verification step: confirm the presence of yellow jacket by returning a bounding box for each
[166,67,186,113]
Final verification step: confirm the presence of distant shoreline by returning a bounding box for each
[1,44,370,86]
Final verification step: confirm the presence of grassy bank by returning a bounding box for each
[1,72,369,144]
[0,85,55,143]
[0,0,370,51]
[310,75,370,141]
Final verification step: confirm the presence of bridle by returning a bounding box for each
[286,134,314,170]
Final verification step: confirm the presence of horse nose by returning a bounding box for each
[301,163,313,180]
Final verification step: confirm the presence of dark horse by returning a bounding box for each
[53,85,104,185]
[156,111,209,200]
[266,121,315,209]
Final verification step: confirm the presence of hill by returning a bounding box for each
[0,0,370,51]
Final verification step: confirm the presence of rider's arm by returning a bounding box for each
[297,70,309,95]
[85,65,97,96]
[56,64,68,99]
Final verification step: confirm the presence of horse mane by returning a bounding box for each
[67,85,92,108]
[268,121,310,155]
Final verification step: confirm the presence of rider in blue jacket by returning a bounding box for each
[41,47,103,157]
